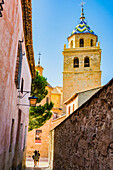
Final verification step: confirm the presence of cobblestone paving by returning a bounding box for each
[25,157,51,170]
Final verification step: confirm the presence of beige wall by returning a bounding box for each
[27,118,51,158]
[27,114,66,158]
[39,86,53,106]
[35,65,44,76]
[66,96,78,117]
[68,33,97,48]
[65,87,101,117]
[51,93,61,108]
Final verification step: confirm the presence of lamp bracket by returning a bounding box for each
[17,104,30,107]
[22,52,25,56]
[18,90,31,99]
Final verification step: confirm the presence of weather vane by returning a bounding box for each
[80,0,85,7]
[38,52,42,65]
[80,0,86,20]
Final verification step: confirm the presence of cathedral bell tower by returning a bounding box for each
[35,52,44,76]
[62,2,101,112]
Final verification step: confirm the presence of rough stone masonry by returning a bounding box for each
[51,78,113,170]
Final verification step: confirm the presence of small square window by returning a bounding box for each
[35,130,42,144]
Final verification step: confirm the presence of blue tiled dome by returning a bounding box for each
[71,20,97,36]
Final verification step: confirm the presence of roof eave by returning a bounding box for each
[67,32,98,40]
[21,0,35,78]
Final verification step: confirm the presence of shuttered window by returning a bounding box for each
[15,41,23,89]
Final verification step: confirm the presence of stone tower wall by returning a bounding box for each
[52,78,113,170]
[62,34,101,112]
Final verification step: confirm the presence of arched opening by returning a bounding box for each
[84,56,90,67]
[91,39,94,47]
[70,40,73,48]
[74,57,79,68]
[79,38,84,47]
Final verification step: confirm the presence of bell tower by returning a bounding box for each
[62,2,101,112]
[35,52,44,76]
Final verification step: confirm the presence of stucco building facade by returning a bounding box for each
[27,63,65,158]
[0,0,35,169]
[64,87,101,117]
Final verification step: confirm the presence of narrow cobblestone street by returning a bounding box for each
[25,157,50,170]
[26,168,50,170]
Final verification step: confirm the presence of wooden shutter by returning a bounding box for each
[15,41,23,89]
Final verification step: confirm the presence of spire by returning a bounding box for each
[80,0,85,20]
[36,52,44,76]
[38,52,42,65]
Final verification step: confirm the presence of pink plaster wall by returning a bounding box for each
[0,0,32,169]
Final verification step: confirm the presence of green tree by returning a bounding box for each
[29,71,54,131]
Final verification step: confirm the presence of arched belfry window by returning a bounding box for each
[70,40,73,48]
[74,57,79,68]
[84,56,90,67]
[80,39,84,47]
[91,39,94,47]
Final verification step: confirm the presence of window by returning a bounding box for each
[23,126,27,151]
[19,123,23,150]
[74,57,79,68]
[53,112,59,120]
[9,119,14,152]
[21,78,24,94]
[84,56,90,67]
[46,97,49,103]
[0,1,4,17]
[73,104,75,112]
[35,130,42,144]
[13,109,22,158]
[68,106,71,115]
[80,39,84,47]
[91,39,93,47]
[15,41,23,89]
[70,40,73,48]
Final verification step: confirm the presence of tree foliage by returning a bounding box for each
[29,71,54,131]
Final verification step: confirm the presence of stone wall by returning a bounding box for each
[51,78,113,170]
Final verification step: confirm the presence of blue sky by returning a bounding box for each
[32,0,113,87]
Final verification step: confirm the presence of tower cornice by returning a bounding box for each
[62,47,101,55]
